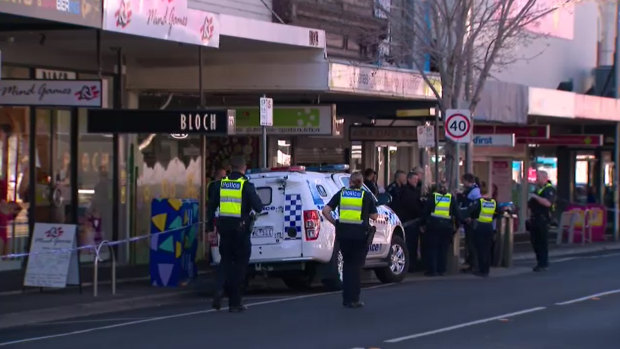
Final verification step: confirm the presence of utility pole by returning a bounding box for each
[614,0,620,242]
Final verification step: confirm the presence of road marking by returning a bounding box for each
[555,289,620,306]
[0,290,345,347]
[384,307,546,343]
[37,318,149,325]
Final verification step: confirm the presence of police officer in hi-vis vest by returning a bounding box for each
[323,172,378,308]
[527,170,556,272]
[463,196,499,277]
[420,182,459,276]
[207,156,264,312]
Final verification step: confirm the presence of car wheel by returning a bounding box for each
[321,244,343,291]
[375,235,409,284]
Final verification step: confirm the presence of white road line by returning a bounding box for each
[555,289,620,306]
[0,290,341,347]
[384,307,547,343]
[36,318,150,325]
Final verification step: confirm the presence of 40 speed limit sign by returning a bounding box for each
[444,109,472,143]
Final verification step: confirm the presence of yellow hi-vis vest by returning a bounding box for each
[339,188,364,225]
[432,193,452,219]
[536,182,556,212]
[477,198,496,223]
[219,177,245,218]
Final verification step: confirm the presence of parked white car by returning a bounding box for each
[210,165,409,290]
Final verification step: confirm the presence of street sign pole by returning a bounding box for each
[615,0,620,241]
[259,95,274,169]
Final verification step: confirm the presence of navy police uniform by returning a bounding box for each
[528,182,556,270]
[420,192,459,276]
[464,198,499,276]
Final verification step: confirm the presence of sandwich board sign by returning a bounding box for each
[24,223,80,288]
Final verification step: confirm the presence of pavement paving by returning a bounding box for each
[0,249,619,348]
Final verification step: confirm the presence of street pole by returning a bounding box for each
[434,106,440,185]
[614,0,620,241]
[261,94,268,168]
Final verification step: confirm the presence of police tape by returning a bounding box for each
[0,221,205,260]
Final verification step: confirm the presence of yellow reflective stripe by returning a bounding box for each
[433,193,451,218]
[477,199,496,223]
[340,189,364,224]
[220,178,245,217]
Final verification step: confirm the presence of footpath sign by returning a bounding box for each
[417,125,435,148]
[259,97,274,127]
[445,109,472,143]
[24,223,80,288]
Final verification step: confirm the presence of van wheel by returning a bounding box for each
[375,235,408,284]
[321,245,343,291]
[281,269,315,291]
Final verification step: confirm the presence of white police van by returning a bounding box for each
[210,165,409,290]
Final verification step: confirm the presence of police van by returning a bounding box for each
[210,165,409,290]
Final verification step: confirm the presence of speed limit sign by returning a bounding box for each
[445,109,472,143]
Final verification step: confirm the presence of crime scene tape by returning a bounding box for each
[0,221,205,260]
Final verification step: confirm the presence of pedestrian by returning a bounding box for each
[527,170,556,272]
[463,196,499,277]
[386,170,407,219]
[460,173,481,273]
[322,172,378,308]
[400,171,423,272]
[207,156,264,312]
[420,182,459,277]
[363,168,379,196]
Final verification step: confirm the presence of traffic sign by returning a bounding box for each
[416,125,435,148]
[259,97,273,127]
[445,109,472,143]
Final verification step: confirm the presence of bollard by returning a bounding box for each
[93,241,117,297]
[501,214,515,268]
[493,216,506,267]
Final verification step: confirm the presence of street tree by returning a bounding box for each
[375,0,578,189]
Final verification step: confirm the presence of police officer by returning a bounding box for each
[207,156,264,312]
[420,182,459,276]
[459,173,481,273]
[463,195,498,277]
[322,172,378,308]
[528,170,556,272]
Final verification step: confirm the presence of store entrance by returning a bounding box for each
[374,143,418,191]
[32,108,75,224]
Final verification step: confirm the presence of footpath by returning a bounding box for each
[1,240,619,330]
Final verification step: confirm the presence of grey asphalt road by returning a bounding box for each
[1,252,619,349]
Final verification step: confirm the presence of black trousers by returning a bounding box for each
[473,222,494,275]
[424,218,453,275]
[464,225,478,270]
[338,237,367,304]
[216,226,251,307]
[404,221,421,272]
[530,218,550,268]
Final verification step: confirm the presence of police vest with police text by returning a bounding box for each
[340,189,364,225]
[220,177,246,218]
[477,198,496,223]
[432,193,452,219]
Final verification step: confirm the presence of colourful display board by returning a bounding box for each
[150,198,199,287]
[563,204,607,243]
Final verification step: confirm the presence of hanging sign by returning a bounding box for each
[87,109,232,134]
[24,224,80,288]
[417,125,435,148]
[473,134,515,147]
[0,80,102,107]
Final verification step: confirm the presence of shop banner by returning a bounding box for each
[0,80,102,107]
[87,109,231,134]
[103,0,220,48]
[473,134,515,147]
[516,134,603,146]
[1,0,102,28]
[474,125,549,139]
[563,204,607,242]
[234,106,333,135]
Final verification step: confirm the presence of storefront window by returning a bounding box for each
[276,139,291,167]
[76,109,113,260]
[0,107,30,270]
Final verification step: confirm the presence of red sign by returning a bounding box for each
[474,125,549,138]
[516,134,603,146]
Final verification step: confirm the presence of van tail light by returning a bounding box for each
[303,210,321,241]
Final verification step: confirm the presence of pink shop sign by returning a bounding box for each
[103,0,220,48]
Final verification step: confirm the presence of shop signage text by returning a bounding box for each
[1,0,102,27]
[87,109,231,134]
[234,106,333,135]
[473,134,515,147]
[103,0,220,48]
[0,79,102,107]
[474,125,549,138]
[516,134,603,146]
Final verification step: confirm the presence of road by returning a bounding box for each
[1,252,620,349]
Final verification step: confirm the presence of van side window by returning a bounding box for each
[316,185,328,197]
[256,187,272,205]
